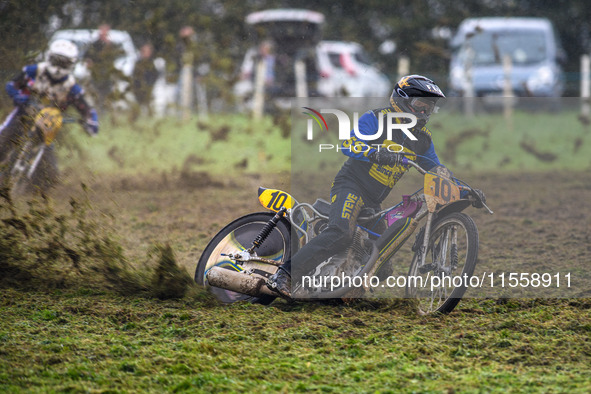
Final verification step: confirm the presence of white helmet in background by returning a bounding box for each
[46,39,78,80]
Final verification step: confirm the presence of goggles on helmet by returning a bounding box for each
[408,97,439,115]
[49,54,75,70]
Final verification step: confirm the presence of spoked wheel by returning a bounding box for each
[406,212,479,314]
[195,212,293,305]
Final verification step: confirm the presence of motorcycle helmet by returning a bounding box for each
[390,74,445,128]
[46,39,79,80]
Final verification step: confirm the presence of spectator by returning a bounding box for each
[175,26,209,119]
[177,26,198,118]
[131,42,158,120]
[84,23,126,113]
[241,40,275,88]
[177,26,198,71]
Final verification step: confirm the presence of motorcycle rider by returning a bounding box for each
[1,39,99,161]
[268,74,485,298]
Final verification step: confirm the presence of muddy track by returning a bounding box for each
[50,169,591,296]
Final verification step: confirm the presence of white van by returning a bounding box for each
[448,17,565,98]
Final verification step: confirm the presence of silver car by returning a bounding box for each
[449,17,565,99]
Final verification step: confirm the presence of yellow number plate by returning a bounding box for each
[258,188,295,212]
[35,107,63,145]
[424,173,460,212]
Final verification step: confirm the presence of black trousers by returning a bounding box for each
[283,180,379,279]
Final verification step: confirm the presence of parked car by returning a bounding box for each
[234,8,391,112]
[235,40,390,103]
[316,40,391,97]
[448,17,566,99]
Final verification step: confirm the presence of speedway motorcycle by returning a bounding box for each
[195,157,493,314]
[0,100,80,196]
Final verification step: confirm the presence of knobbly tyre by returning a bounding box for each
[0,100,86,196]
[195,157,493,314]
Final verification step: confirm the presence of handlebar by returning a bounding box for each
[401,156,427,175]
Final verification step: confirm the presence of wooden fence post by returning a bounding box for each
[581,55,590,119]
[295,60,308,98]
[180,64,193,120]
[397,56,409,82]
[252,59,267,119]
[503,54,514,123]
[464,49,475,117]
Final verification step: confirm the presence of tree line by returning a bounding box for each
[1,0,590,111]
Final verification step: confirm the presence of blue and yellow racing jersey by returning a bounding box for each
[334,106,442,204]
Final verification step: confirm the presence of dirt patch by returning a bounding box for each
[519,140,557,162]
[81,169,226,193]
[443,127,490,165]
[178,169,225,188]
[12,169,591,297]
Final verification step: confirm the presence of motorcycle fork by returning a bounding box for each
[417,212,434,269]
[417,212,459,275]
[11,143,45,179]
[27,145,46,178]
[10,140,32,175]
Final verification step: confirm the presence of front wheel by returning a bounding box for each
[2,142,56,197]
[0,143,34,196]
[195,212,293,304]
[406,212,479,314]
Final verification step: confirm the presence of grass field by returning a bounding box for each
[1,108,591,392]
[2,291,591,392]
[58,113,291,176]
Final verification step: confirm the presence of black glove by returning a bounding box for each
[470,189,486,208]
[368,150,403,167]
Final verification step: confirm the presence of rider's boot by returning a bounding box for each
[267,266,292,299]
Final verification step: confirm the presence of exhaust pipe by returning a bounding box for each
[206,266,277,297]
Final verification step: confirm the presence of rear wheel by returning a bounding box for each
[406,212,479,314]
[195,212,293,304]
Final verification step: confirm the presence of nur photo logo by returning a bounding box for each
[303,107,419,142]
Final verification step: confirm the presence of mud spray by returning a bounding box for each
[0,185,210,302]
